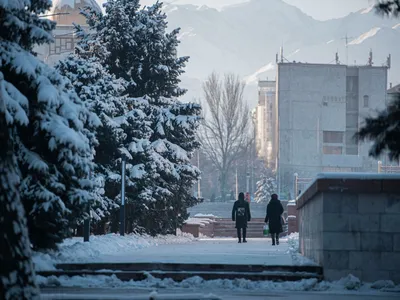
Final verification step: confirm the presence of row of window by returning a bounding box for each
[322,145,358,155]
[322,130,359,155]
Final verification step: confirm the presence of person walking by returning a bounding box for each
[232,192,251,243]
[264,194,284,245]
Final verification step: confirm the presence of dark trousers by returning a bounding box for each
[271,233,279,244]
[237,228,247,241]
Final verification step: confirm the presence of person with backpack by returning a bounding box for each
[264,193,284,245]
[232,192,251,243]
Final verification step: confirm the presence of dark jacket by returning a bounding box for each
[232,200,251,228]
[264,198,284,234]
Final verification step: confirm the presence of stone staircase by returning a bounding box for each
[38,262,323,283]
[188,202,268,219]
[213,218,265,238]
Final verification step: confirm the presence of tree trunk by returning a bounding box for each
[220,170,228,201]
[0,123,39,298]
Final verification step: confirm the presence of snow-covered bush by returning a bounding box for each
[254,169,277,203]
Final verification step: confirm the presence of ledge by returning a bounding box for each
[297,172,400,210]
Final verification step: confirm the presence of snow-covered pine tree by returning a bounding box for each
[135,2,189,99]
[67,18,163,234]
[356,2,400,161]
[0,76,39,299]
[81,0,202,235]
[0,0,100,250]
[82,0,188,100]
[255,170,277,203]
[55,31,132,225]
[141,100,202,235]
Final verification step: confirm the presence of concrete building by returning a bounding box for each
[35,0,102,65]
[255,80,277,170]
[387,83,400,103]
[276,62,388,197]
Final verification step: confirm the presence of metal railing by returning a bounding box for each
[293,173,313,200]
[378,161,400,173]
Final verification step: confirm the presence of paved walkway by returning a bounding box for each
[40,288,400,300]
[97,238,306,266]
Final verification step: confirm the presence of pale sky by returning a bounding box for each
[136,0,374,20]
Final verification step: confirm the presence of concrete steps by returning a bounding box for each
[37,262,323,283]
[188,202,268,219]
[213,219,266,237]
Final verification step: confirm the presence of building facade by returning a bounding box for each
[276,62,388,197]
[387,83,400,103]
[255,80,277,170]
[35,0,102,65]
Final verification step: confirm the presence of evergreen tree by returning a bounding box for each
[144,101,202,234]
[82,0,188,100]
[357,1,400,160]
[255,169,277,203]
[0,76,39,299]
[376,0,400,16]
[81,0,201,235]
[55,41,128,223]
[0,0,100,250]
[357,93,400,160]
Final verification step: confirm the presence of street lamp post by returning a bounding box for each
[246,172,250,194]
[293,173,299,201]
[120,157,126,236]
[83,169,91,242]
[235,167,238,200]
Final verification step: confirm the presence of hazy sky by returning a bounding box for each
[136,0,374,20]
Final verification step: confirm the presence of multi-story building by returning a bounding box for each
[275,62,388,197]
[35,0,102,65]
[255,80,277,170]
[387,83,400,103]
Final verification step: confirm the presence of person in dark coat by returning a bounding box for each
[232,192,251,243]
[264,194,284,245]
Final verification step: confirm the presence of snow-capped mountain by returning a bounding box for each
[164,0,400,106]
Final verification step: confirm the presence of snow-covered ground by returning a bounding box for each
[33,233,196,271]
[70,237,313,266]
[37,273,400,295]
[33,231,314,269]
[35,233,400,295]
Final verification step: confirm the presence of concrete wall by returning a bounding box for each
[297,174,400,283]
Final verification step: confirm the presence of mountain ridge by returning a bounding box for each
[164,0,399,106]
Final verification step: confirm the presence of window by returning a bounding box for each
[323,131,344,144]
[345,131,358,146]
[346,113,358,129]
[346,76,359,93]
[363,95,369,107]
[323,167,353,172]
[323,146,343,155]
[346,95,358,111]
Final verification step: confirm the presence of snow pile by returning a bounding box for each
[371,280,395,290]
[36,273,400,293]
[185,218,215,227]
[194,213,216,218]
[287,233,317,266]
[337,274,362,290]
[33,233,196,271]
[35,274,317,291]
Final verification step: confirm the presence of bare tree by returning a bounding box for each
[198,72,252,200]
